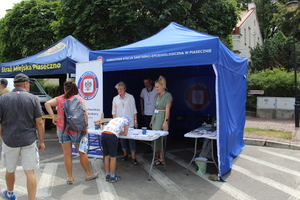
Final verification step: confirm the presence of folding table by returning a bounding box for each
[184,127,218,176]
[87,128,169,180]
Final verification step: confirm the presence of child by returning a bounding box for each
[101,116,131,183]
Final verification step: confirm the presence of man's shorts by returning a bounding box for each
[1,141,39,173]
[101,132,118,157]
[57,129,83,144]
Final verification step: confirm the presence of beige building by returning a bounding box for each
[232,3,263,65]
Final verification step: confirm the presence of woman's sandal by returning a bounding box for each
[132,159,138,165]
[85,173,99,181]
[121,155,128,162]
[153,160,164,166]
[66,178,74,185]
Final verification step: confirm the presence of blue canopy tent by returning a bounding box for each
[89,22,248,177]
[0,35,91,78]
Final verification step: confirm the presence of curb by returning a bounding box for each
[244,138,300,150]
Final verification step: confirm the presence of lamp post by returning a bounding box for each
[286,0,299,127]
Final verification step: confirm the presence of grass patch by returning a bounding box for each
[244,127,292,140]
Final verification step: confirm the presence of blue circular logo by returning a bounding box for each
[77,71,99,100]
[184,82,211,112]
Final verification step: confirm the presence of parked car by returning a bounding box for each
[3,78,52,114]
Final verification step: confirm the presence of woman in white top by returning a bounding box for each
[112,81,138,165]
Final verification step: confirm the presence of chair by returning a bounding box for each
[173,115,191,144]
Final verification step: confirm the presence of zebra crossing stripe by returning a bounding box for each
[37,163,58,198]
[233,165,300,198]
[239,154,300,177]
[136,154,189,200]
[165,152,256,200]
[259,149,300,163]
[91,159,119,200]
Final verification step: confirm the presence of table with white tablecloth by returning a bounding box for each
[73,128,168,180]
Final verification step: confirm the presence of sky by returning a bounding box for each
[0,0,22,18]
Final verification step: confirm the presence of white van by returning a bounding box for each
[3,78,53,114]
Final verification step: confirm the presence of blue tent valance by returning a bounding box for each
[0,35,91,77]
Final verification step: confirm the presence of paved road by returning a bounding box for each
[1,116,300,200]
[0,137,299,200]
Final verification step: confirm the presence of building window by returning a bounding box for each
[248,27,251,47]
[244,28,247,45]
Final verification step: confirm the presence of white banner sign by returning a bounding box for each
[76,60,103,128]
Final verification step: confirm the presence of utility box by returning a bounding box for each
[257,97,276,109]
[276,97,294,110]
[256,97,276,118]
[256,97,295,119]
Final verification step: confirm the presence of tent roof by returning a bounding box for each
[0,35,91,77]
[116,22,217,47]
[89,22,245,73]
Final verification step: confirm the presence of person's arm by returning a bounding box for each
[132,95,138,128]
[81,100,89,134]
[119,125,129,136]
[134,113,138,128]
[140,97,144,116]
[0,123,2,137]
[112,97,117,118]
[149,115,154,129]
[44,97,58,125]
[162,101,172,131]
[35,117,45,152]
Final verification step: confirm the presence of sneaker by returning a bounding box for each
[109,175,121,183]
[105,175,110,181]
[2,190,17,200]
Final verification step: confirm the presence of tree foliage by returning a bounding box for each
[254,0,278,40]
[246,68,299,110]
[250,31,293,71]
[0,0,240,62]
[272,0,300,39]
[0,0,58,62]
[53,0,240,50]
[248,68,298,97]
[249,0,300,73]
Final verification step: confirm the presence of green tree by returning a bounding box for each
[250,31,299,71]
[272,0,300,39]
[188,0,239,48]
[53,0,240,50]
[0,0,240,62]
[254,0,278,40]
[0,0,58,62]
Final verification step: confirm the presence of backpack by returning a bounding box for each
[63,95,88,132]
